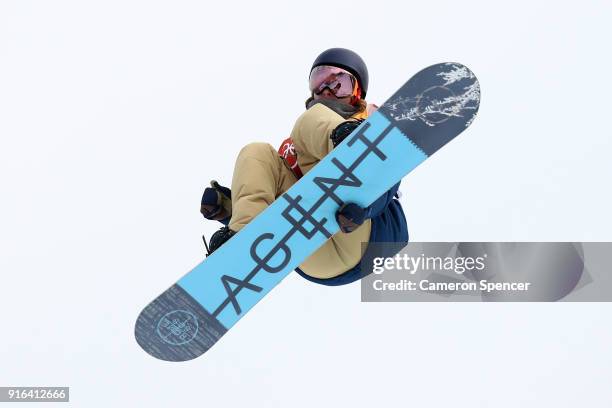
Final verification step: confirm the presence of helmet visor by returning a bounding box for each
[309,65,357,98]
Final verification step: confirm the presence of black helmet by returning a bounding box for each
[311,48,369,98]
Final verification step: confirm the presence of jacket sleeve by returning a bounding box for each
[290,104,345,175]
[365,182,401,219]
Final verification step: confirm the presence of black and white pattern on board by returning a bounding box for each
[383,63,480,127]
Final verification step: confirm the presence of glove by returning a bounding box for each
[200,180,231,221]
[335,202,367,233]
[330,119,364,148]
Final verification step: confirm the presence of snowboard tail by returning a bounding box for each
[135,285,225,361]
[135,63,480,361]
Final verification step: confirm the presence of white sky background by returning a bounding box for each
[1,0,611,406]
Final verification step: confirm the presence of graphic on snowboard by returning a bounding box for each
[135,63,480,361]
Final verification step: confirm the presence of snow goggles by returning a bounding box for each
[309,65,359,98]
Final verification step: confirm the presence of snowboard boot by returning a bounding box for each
[200,180,232,221]
[203,226,236,256]
[330,119,364,147]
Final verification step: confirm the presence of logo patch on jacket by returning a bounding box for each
[278,137,303,179]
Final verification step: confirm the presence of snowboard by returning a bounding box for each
[135,62,480,361]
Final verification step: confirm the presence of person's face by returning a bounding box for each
[313,88,352,104]
[309,65,357,105]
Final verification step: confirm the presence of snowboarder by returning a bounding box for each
[200,48,408,285]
